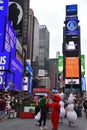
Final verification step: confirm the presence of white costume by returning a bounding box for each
[59,93,66,123]
[66,94,77,126]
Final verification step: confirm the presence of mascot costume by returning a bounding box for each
[59,92,66,123]
[46,94,61,130]
[66,93,77,126]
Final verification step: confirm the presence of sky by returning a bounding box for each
[30,0,87,86]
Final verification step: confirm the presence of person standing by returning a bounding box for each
[0,94,6,121]
[46,94,61,130]
[83,99,87,118]
[39,96,48,130]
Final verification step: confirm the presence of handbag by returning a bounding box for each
[35,111,41,121]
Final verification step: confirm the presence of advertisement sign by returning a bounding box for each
[9,0,24,36]
[10,57,23,91]
[66,17,78,36]
[65,78,79,84]
[58,56,63,74]
[4,18,16,56]
[81,77,86,91]
[22,77,29,91]
[66,4,77,16]
[0,71,6,89]
[0,0,8,16]
[0,16,5,52]
[0,52,10,70]
[65,57,79,78]
[81,55,85,76]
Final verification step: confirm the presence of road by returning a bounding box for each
[0,112,87,130]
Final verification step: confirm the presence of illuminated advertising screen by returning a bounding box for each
[0,52,10,70]
[81,77,86,91]
[58,56,63,74]
[9,0,24,36]
[0,0,8,16]
[6,72,15,90]
[4,18,16,56]
[66,4,77,16]
[10,57,23,91]
[0,0,9,52]
[0,16,5,52]
[65,57,79,78]
[81,55,85,76]
[66,17,78,36]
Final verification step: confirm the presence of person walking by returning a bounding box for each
[46,94,61,130]
[39,96,49,130]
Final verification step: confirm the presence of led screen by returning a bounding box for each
[58,56,63,74]
[66,57,79,78]
[66,4,77,16]
[4,18,16,56]
[81,77,86,91]
[0,52,10,70]
[0,16,5,52]
[10,57,23,91]
[66,17,78,36]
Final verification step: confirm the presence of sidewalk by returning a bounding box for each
[0,113,87,130]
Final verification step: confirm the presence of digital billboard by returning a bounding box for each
[10,57,23,91]
[65,57,79,78]
[0,52,10,70]
[0,0,9,52]
[66,4,77,16]
[0,71,6,89]
[81,55,85,76]
[9,0,24,36]
[81,77,86,91]
[66,17,78,36]
[4,18,16,56]
[58,56,63,74]
[0,0,8,16]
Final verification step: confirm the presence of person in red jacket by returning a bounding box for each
[46,94,61,130]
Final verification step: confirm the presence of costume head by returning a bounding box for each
[52,94,61,102]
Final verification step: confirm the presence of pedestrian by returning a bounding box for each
[0,94,6,121]
[83,99,87,118]
[35,102,40,125]
[46,94,61,130]
[39,96,49,130]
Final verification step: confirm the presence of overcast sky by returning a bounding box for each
[30,0,87,84]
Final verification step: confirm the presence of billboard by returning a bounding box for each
[4,18,16,56]
[0,52,10,70]
[81,55,85,76]
[66,4,77,16]
[58,56,63,74]
[9,0,24,36]
[66,17,78,36]
[0,0,8,16]
[65,57,79,78]
[10,57,23,91]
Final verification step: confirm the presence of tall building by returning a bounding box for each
[38,25,50,77]
[32,16,39,76]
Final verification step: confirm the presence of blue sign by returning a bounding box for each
[66,17,78,35]
[0,16,5,52]
[0,71,6,89]
[4,18,16,56]
[10,57,23,91]
[66,4,77,16]
[0,0,8,16]
[0,52,10,70]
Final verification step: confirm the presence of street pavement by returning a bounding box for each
[0,112,87,130]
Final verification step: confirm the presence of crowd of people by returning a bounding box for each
[0,91,87,130]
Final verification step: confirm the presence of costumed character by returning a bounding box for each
[59,92,66,123]
[46,94,61,130]
[66,93,77,126]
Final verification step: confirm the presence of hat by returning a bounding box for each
[52,94,61,102]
